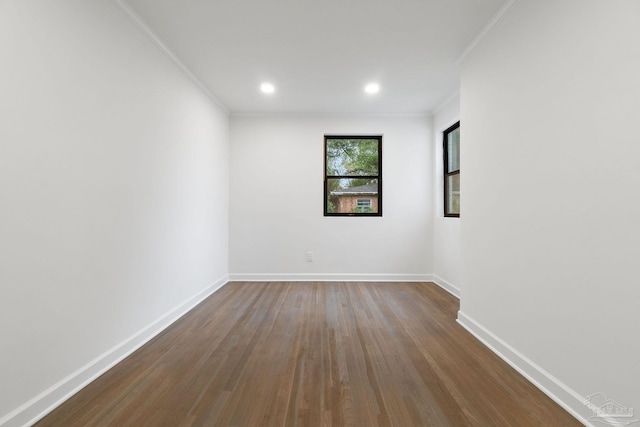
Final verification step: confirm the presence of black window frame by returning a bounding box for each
[324,135,382,217]
[443,122,460,217]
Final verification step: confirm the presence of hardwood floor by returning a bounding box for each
[36,282,580,426]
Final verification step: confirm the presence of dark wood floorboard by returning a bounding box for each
[35,282,581,426]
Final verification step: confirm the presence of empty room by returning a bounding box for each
[1,0,638,426]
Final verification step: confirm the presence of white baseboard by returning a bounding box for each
[228,274,462,301]
[431,275,460,298]
[456,311,593,426]
[1,276,229,427]
[228,273,434,282]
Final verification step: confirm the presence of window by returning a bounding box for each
[356,199,372,208]
[356,199,372,213]
[324,135,382,216]
[444,122,460,217]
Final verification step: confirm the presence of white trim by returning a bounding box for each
[431,275,460,299]
[456,311,593,426]
[1,276,229,427]
[231,112,432,119]
[109,0,230,115]
[438,117,462,134]
[228,273,434,282]
[433,90,460,117]
[457,0,519,64]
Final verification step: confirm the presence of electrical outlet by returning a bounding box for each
[306,251,313,262]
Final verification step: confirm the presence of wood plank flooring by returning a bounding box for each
[36,282,580,426]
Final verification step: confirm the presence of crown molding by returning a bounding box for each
[457,0,519,64]
[110,0,230,115]
[230,111,432,119]
[433,90,460,117]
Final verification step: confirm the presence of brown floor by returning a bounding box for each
[36,282,581,426]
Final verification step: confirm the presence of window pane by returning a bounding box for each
[326,138,379,176]
[446,174,460,215]
[447,127,460,172]
[327,178,379,214]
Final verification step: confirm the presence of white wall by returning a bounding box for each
[0,2,229,425]
[229,115,433,280]
[459,0,640,422]
[432,96,461,296]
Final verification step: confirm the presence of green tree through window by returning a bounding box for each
[324,136,382,216]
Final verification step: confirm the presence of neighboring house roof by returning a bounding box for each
[330,183,378,196]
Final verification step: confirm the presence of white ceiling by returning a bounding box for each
[122,0,508,114]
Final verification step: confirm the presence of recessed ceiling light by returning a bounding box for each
[365,83,380,94]
[260,82,275,94]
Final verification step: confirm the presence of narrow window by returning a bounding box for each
[444,122,460,217]
[324,135,382,216]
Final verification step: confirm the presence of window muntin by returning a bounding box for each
[324,136,382,216]
[444,122,460,217]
